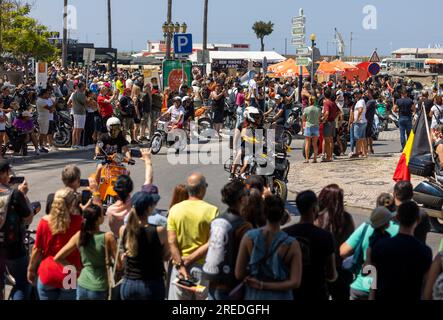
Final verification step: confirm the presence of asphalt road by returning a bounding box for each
[12,129,442,255]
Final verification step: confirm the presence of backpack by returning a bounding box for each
[203,211,246,286]
[0,186,14,245]
[342,222,369,276]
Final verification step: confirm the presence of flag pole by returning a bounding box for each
[422,104,434,163]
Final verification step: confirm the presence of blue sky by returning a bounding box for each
[30,0,443,56]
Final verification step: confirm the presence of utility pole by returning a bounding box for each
[285,38,287,56]
[62,0,68,68]
[165,0,172,60]
[350,32,353,57]
[202,0,209,64]
[107,0,112,48]
[0,0,3,67]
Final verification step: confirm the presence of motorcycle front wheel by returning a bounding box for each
[282,131,293,148]
[53,127,71,147]
[272,179,288,202]
[150,134,163,155]
[198,117,213,144]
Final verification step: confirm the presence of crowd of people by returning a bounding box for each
[0,146,442,301]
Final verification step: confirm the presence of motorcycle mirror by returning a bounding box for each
[31,202,41,215]
[130,149,142,158]
[98,142,104,148]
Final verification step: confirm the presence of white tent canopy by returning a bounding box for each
[189,50,286,63]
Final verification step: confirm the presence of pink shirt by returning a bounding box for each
[236,92,245,106]
[107,198,132,237]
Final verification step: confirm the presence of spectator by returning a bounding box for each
[0,100,6,158]
[54,204,116,300]
[139,84,152,142]
[119,88,137,144]
[352,89,368,158]
[97,86,114,132]
[119,192,169,300]
[167,173,219,300]
[204,180,251,300]
[107,175,133,238]
[28,188,83,300]
[0,160,33,300]
[235,195,302,300]
[12,111,40,155]
[71,82,87,149]
[393,180,430,243]
[150,86,163,139]
[241,188,266,228]
[376,193,396,213]
[365,89,377,154]
[317,184,355,300]
[284,190,337,300]
[302,96,321,163]
[169,184,189,209]
[393,90,415,150]
[423,246,443,300]
[321,90,339,162]
[371,201,432,300]
[36,88,52,153]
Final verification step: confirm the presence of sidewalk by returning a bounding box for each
[287,135,425,210]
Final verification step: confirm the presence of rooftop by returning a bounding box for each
[392,48,443,55]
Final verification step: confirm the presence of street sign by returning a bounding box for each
[291,26,306,36]
[162,59,192,91]
[36,61,48,89]
[296,46,311,56]
[369,50,381,63]
[83,48,95,66]
[292,16,306,24]
[368,62,381,75]
[173,33,193,55]
[296,57,312,66]
[291,37,305,46]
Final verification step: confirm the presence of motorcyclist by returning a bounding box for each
[162,96,185,129]
[94,117,131,185]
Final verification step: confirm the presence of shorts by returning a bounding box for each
[304,125,320,137]
[73,114,86,129]
[48,120,55,135]
[365,122,374,138]
[38,118,50,135]
[323,121,335,138]
[140,112,150,126]
[122,117,134,130]
[354,122,367,140]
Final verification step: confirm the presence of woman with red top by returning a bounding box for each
[27,188,83,300]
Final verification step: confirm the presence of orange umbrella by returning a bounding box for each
[329,59,358,71]
[316,60,341,74]
[268,59,310,77]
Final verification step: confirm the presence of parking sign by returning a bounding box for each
[173,34,193,55]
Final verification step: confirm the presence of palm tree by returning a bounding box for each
[252,20,274,52]
[203,0,208,52]
[107,0,112,48]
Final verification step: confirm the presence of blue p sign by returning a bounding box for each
[174,34,193,55]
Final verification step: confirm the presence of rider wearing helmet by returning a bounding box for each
[163,96,185,129]
[182,95,195,123]
[94,117,131,185]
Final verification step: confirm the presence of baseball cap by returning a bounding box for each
[274,94,282,100]
[141,184,161,204]
[132,191,159,214]
[0,159,11,173]
[370,207,395,229]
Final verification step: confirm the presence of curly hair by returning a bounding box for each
[49,188,77,235]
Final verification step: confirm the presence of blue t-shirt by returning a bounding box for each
[345,221,399,292]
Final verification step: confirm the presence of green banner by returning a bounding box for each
[162,60,192,91]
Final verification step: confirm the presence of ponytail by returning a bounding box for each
[124,208,141,257]
[79,205,102,247]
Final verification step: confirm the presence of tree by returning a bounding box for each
[3,5,58,77]
[252,21,274,51]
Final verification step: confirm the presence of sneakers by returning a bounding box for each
[39,147,49,153]
[71,145,80,150]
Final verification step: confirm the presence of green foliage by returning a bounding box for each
[1,0,57,63]
[252,21,274,51]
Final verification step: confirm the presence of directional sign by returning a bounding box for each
[296,46,311,56]
[83,48,95,66]
[173,33,193,55]
[291,37,305,47]
[296,57,311,66]
[292,26,305,36]
[292,16,306,25]
[368,62,381,75]
[369,50,381,63]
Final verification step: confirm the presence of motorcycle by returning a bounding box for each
[409,153,443,233]
[224,144,290,202]
[389,110,399,128]
[150,115,189,155]
[376,103,389,132]
[194,105,214,143]
[52,110,73,148]
[372,114,380,141]
[89,145,140,207]
[223,101,237,131]
[281,104,302,148]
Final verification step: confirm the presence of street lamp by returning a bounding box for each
[162,21,188,60]
[310,33,317,82]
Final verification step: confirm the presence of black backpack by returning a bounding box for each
[203,212,246,286]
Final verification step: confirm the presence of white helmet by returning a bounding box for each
[182,96,191,103]
[243,107,262,124]
[106,117,121,131]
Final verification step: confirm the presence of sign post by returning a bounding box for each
[36,61,48,89]
[83,48,95,85]
[292,8,306,102]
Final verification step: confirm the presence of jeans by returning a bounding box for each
[349,123,356,152]
[76,285,108,300]
[0,255,31,300]
[399,116,413,149]
[350,288,369,301]
[120,278,165,300]
[37,278,76,300]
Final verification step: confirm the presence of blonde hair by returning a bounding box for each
[124,208,142,257]
[309,96,316,106]
[49,188,77,235]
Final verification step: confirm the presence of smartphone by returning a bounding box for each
[80,179,90,187]
[81,190,92,206]
[177,278,197,288]
[130,149,142,158]
[9,176,25,184]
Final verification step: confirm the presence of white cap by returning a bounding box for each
[274,94,282,100]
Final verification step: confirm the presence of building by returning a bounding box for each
[392,48,443,59]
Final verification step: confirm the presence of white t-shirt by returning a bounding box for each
[354,99,367,124]
[47,98,54,121]
[0,111,5,130]
[168,105,185,125]
[248,79,257,98]
[431,104,443,129]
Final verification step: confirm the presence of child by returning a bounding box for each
[365,206,394,266]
